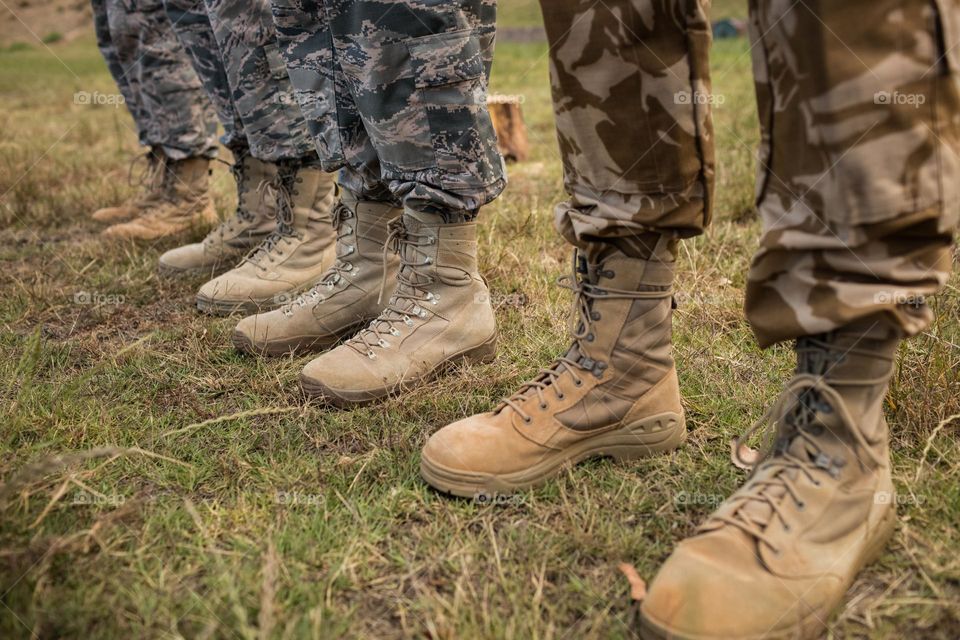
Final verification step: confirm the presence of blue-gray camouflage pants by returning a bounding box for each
[269,0,505,216]
[162,0,318,162]
[91,0,218,159]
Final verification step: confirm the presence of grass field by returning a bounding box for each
[1,5,959,639]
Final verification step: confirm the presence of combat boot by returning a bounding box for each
[91,146,166,223]
[157,148,278,278]
[102,156,218,241]
[232,192,401,355]
[195,162,337,315]
[640,321,901,640]
[420,241,685,497]
[299,210,497,406]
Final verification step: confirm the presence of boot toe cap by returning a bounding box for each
[422,413,523,477]
[642,531,836,638]
[158,243,205,271]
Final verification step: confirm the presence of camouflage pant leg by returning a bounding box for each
[133,0,219,159]
[91,0,146,144]
[743,0,960,346]
[538,0,715,252]
[272,0,505,215]
[163,0,246,150]
[270,0,390,200]
[200,0,316,161]
[98,0,151,145]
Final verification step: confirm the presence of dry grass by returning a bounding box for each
[1,14,959,640]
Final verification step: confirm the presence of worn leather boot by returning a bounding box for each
[420,241,685,497]
[232,192,401,355]
[102,156,218,241]
[195,162,337,315]
[640,321,901,640]
[299,210,497,406]
[158,148,278,278]
[91,146,166,223]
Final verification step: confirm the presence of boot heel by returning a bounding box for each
[461,333,497,364]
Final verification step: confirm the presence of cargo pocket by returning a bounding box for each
[263,41,306,126]
[407,29,499,189]
[752,0,959,227]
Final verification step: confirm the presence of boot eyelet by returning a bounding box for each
[603,270,615,278]
[591,312,601,320]
[390,328,400,337]
[366,350,377,360]
[425,257,432,264]
[523,416,532,424]
[797,501,806,511]
[539,402,547,410]
[574,379,583,387]
[586,334,595,342]
[556,393,565,400]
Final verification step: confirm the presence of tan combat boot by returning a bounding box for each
[640,322,901,640]
[195,163,337,315]
[157,149,278,278]
[102,156,218,241]
[420,242,685,497]
[91,146,166,223]
[232,192,401,355]
[299,210,497,406]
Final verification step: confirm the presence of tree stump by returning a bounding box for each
[487,94,529,163]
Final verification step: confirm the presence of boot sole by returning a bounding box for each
[196,294,275,317]
[300,332,498,407]
[231,320,368,358]
[157,261,232,280]
[420,412,686,498]
[638,504,897,640]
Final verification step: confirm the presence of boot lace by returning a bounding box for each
[282,201,358,315]
[204,155,259,246]
[500,251,672,423]
[709,337,889,553]
[344,218,441,360]
[126,149,165,206]
[241,170,298,270]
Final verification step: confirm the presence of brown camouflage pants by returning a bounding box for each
[540,0,959,347]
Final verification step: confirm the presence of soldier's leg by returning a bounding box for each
[162,0,244,151]
[230,0,404,355]
[181,0,338,313]
[641,2,960,638]
[92,0,146,142]
[90,0,167,223]
[102,0,220,241]
[421,0,714,496]
[158,0,284,279]
[292,0,504,405]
